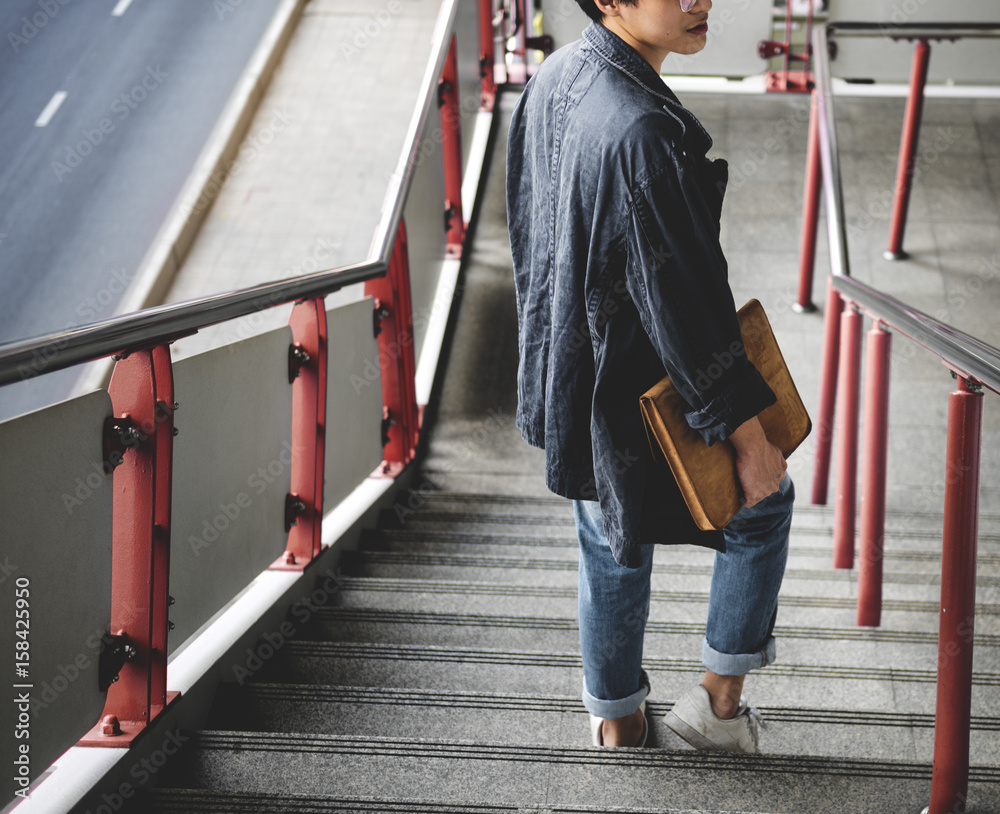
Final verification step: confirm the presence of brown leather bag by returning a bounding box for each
[639,299,811,531]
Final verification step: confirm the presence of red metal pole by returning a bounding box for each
[927,377,983,814]
[272,298,328,571]
[80,345,179,746]
[885,38,931,261]
[782,0,792,89]
[857,321,892,626]
[366,221,420,477]
[811,277,843,505]
[832,307,863,569]
[795,90,822,313]
[440,35,465,258]
[479,0,496,111]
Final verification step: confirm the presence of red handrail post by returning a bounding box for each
[367,221,420,477]
[885,38,931,261]
[857,321,892,626]
[479,0,497,111]
[795,90,822,313]
[811,277,843,505]
[832,306,863,569]
[79,345,179,746]
[272,298,328,571]
[440,35,466,258]
[927,377,983,814]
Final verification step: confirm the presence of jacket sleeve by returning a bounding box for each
[623,154,775,445]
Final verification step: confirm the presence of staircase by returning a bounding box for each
[134,491,1000,813]
[126,92,1000,813]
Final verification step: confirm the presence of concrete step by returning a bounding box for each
[140,788,808,814]
[144,731,1000,813]
[330,576,1000,634]
[205,682,1000,763]
[297,606,1000,655]
[249,641,1000,721]
[339,550,1000,593]
[366,527,1000,571]
[406,491,1000,536]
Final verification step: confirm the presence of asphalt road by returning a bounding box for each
[0,0,282,420]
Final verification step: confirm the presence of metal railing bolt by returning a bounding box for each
[100,715,122,736]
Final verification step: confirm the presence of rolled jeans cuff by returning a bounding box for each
[702,635,776,676]
[582,669,650,720]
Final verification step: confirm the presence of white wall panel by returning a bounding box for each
[324,298,386,510]
[827,2,1000,84]
[169,327,294,653]
[0,391,112,801]
[403,120,448,368]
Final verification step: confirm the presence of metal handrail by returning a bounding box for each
[0,0,461,389]
[811,21,1000,813]
[813,20,1000,395]
[833,277,1000,396]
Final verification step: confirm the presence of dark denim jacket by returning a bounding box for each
[506,22,776,567]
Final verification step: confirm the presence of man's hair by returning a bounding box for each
[574,0,639,23]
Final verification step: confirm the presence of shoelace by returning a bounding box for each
[738,702,766,749]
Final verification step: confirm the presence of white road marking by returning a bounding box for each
[111,0,134,17]
[35,91,68,127]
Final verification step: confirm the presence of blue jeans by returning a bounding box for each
[575,476,793,719]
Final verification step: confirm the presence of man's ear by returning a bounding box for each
[593,0,622,18]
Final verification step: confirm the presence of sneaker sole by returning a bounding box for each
[664,710,718,751]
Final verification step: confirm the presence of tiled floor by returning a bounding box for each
[688,90,1000,515]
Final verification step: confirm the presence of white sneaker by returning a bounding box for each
[589,675,650,748]
[665,684,764,753]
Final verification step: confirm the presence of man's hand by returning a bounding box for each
[729,416,786,508]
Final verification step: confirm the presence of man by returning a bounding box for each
[506,0,794,752]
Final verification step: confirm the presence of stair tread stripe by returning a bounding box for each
[414,491,1000,526]
[234,683,1000,730]
[181,731,1000,780]
[377,527,1000,551]
[312,607,1000,647]
[347,551,1000,586]
[335,577,1000,615]
[140,787,827,813]
[373,531,1000,565]
[275,641,1000,686]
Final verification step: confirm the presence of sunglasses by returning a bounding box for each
[679,0,697,10]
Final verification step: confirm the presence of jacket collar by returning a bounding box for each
[582,22,713,155]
